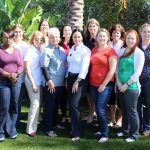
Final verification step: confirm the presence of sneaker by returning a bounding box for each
[46,131,57,137]
[86,115,93,124]
[56,124,64,129]
[98,137,108,143]
[94,131,101,136]
[10,134,17,139]
[117,132,124,137]
[125,137,135,142]
[71,137,80,141]
[0,137,5,142]
[61,117,67,123]
[108,122,116,127]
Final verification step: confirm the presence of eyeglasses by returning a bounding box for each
[34,38,44,42]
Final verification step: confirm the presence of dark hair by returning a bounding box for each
[2,29,14,38]
[109,24,125,41]
[123,29,139,57]
[69,28,84,47]
[38,19,51,30]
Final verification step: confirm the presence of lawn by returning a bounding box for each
[0,99,150,150]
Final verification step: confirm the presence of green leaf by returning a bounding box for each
[11,0,32,20]
[0,9,11,29]
[5,0,15,14]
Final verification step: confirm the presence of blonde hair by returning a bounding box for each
[29,31,45,45]
[85,18,100,38]
[95,28,110,47]
[139,23,150,33]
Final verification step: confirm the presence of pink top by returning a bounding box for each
[0,48,23,75]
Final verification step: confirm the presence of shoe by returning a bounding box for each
[98,137,108,143]
[108,122,116,127]
[61,117,67,123]
[68,117,71,123]
[125,137,135,142]
[143,131,150,136]
[71,137,80,141]
[28,132,37,137]
[46,131,57,137]
[94,131,101,136]
[56,124,64,129]
[10,134,17,139]
[0,137,5,142]
[117,132,124,137]
[113,123,122,128]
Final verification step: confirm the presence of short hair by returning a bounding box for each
[29,31,45,45]
[109,24,125,40]
[48,27,60,37]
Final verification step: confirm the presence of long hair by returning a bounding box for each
[85,18,100,39]
[69,28,84,47]
[123,29,139,57]
[38,19,51,31]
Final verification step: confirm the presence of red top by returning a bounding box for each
[61,41,70,56]
[90,47,117,86]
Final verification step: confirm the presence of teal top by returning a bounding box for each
[118,53,138,90]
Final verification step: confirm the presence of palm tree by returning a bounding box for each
[66,0,84,30]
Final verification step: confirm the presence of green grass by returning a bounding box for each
[0,100,150,150]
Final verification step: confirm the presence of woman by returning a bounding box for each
[67,29,91,141]
[116,29,145,142]
[59,24,72,123]
[12,24,29,126]
[90,28,117,143]
[24,31,45,137]
[38,19,50,47]
[40,27,67,137]
[138,23,150,136]
[108,24,125,127]
[84,18,100,123]
[0,30,23,142]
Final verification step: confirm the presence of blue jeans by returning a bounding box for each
[0,77,21,138]
[138,83,150,133]
[44,86,63,132]
[90,85,113,137]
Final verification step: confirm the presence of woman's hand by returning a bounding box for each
[119,83,128,93]
[98,84,106,93]
[9,73,18,83]
[32,84,38,93]
[116,79,122,89]
[47,80,55,93]
[72,81,79,93]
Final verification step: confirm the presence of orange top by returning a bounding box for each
[90,47,117,86]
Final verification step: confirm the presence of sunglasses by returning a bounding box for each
[34,38,44,42]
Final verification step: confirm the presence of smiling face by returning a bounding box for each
[96,31,109,46]
[141,26,150,42]
[13,27,23,42]
[33,34,44,48]
[126,32,137,49]
[40,20,49,34]
[63,26,72,39]
[112,30,121,42]
[72,31,83,46]
[88,22,99,37]
[2,32,14,47]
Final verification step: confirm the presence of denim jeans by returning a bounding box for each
[44,86,63,132]
[118,90,139,139]
[138,83,150,133]
[0,77,21,138]
[90,85,113,137]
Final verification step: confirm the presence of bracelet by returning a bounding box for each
[126,82,129,86]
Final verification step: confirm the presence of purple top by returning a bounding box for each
[0,48,23,75]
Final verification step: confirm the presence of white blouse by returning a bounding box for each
[67,43,91,79]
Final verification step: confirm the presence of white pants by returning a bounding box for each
[25,81,41,134]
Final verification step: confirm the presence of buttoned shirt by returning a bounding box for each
[67,43,91,79]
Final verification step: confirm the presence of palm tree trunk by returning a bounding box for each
[67,0,84,30]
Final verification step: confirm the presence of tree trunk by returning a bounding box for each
[66,0,84,30]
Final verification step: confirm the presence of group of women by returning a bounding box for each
[0,18,149,143]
